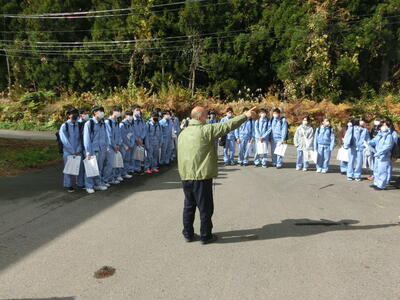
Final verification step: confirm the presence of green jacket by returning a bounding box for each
[178,114,247,180]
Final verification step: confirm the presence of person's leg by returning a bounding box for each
[237,140,244,164]
[242,139,250,164]
[165,139,173,164]
[340,161,348,173]
[254,150,260,166]
[316,145,323,172]
[63,155,72,188]
[275,140,283,168]
[387,161,393,185]
[194,179,214,241]
[375,158,390,189]
[228,139,235,163]
[354,150,364,179]
[322,146,331,172]
[77,154,85,187]
[97,150,108,186]
[262,141,268,166]
[223,143,230,163]
[182,180,197,239]
[347,147,356,178]
[296,150,303,169]
[144,146,151,171]
[151,145,159,170]
[271,140,277,166]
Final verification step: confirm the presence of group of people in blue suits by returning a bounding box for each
[59,105,180,194]
[214,107,398,191]
[220,107,289,168]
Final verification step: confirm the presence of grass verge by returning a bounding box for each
[0,138,61,177]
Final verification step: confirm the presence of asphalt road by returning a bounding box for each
[0,146,399,300]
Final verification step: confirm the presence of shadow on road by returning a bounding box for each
[214,219,399,244]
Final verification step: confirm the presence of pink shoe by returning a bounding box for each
[145,169,152,174]
[152,169,159,173]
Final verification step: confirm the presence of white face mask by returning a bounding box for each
[302,120,308,126]
[114,112,121,118]
[165,115,171,120]
[260,113,267,119]
[324,121,330,126]
[97,111,105,119]
[381,126,388,132]
[347,122,352,127]
[359,121,365,126]
[374,121,380,126]
[134,111,141,117]
[127,116,133,122]
[227,113,233,118]
[82,114,89,121]
[273,114,279,119]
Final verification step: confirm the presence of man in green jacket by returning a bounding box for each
[178,106,257,244]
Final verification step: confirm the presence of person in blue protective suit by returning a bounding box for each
[159,110,174,166]
[343,118,370,181]
[83,106,109,194]
[144,111,163,174]
[59,108,84,192]
[368,119,395,190]
[78,109,90,124]
[207,110,219,154]
[170,110,180,160]
[268,108,288,169]
[220,107,237,166]
[386,119,398,185]
[253,108,270,168]
[104,106,123,185]
[338,120,351,175]
[293,116,314,171]
[132,104,146,174]
[368,117,383,181]
[235,107,254,166]
[119,111,135,179]
[314,118,336,173]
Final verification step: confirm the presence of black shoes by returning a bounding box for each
[201,234,218,245]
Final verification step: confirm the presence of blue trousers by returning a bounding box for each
[85,150,107,188]
[271,140,283,167]
[340,161,348,173]
[63,154,85,188]
[160,139,173,165]
[145,144,160,170]
[316,144,331,172]
[387,161,393,184]
[104,150,119,183]
[254,141,268,166]
[347,148,364,179]
[238,138,251,164]
[120,147,133,176]
[374,157,390,189]
[296,150,309,169]
[223,138,236,163]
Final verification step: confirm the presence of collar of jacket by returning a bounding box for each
[188,119,204,126]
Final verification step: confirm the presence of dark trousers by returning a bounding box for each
[182,179,214,241]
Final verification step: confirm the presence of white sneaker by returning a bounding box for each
[117,176,124,181]
[302,168,308,171]
[316,169,322,173]
[347,177,354,181]
[94,185,108,191]
[110,180,120,185]
[296,167,301,171]
[104,183,111,187]
[321,170,327,174]
[86,188,95,194]
[123,174,133,179]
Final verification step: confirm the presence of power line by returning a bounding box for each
[0,0,205,18]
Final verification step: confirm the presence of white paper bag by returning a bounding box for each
[63,155,81,176]
[304,150,317,163]
[256,141,268,155]
[336,147,349,162]
[274,143,288,157]
[113,151,124,168]
[133,146,145,161]
[83,156,100,178]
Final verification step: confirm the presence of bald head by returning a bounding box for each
[191,106,208,124]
